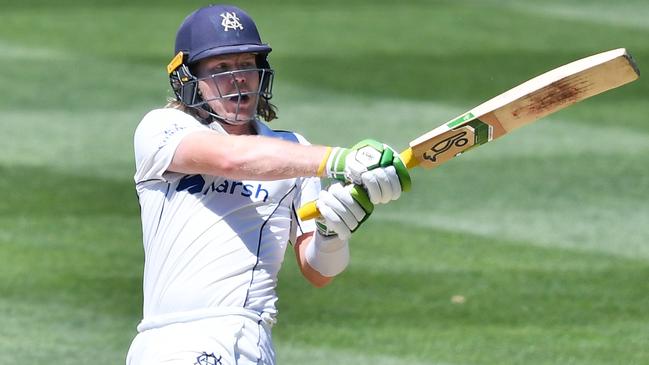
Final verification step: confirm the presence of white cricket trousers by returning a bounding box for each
[126,313,275,365]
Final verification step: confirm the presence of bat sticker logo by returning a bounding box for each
[423,131,469,163]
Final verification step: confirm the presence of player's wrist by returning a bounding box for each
[317,146,333,177]
[305,231,350,277]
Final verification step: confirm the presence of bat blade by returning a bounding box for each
[298,48,640,221]
[407,48,640,169]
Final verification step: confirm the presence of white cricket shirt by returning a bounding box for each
[133,108,318,331]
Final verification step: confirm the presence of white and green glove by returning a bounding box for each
[323,139,411,204]
[315,183,373,240]
[306,183,373,277]
[307,139,411,277]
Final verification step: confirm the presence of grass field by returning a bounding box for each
[1,1,648,364]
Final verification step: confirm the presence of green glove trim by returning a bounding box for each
[351,139,383,151]
[392,155,412,192]
[315,220,337,237]
[379,147,394,167]
[349,185,374,216]
[327,147,350,181]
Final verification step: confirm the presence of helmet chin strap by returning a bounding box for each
[207,109,253,126]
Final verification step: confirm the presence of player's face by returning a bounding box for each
[195,53,261,124]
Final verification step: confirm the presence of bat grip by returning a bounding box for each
[297,148,416,221]
[297,201,320,221]
[399,147,418,169]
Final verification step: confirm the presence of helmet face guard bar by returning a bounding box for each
[168,52,274,123]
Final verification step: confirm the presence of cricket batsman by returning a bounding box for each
[126,4,410,365]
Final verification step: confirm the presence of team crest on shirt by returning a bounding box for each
[195,352,222,365]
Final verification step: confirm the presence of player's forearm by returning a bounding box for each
[227,135,328,180]
[294,232,334,288]
[170,131,328,180]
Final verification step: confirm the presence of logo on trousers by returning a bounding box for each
[195,352,222,365]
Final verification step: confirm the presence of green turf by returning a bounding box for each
[1,1,648,364]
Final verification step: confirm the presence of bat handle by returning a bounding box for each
[297,148,417,221]
[297,201,320,221]
[399,147,418,169]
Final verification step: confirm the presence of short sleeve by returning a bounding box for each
[289,132,321,238]
[133,108,208,184]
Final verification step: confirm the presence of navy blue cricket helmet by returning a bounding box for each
[174,4,272,65]
[167,4,276,122]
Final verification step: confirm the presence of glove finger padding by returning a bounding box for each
[384,166,402,201]
[361,168,390,204]
[316,191,352,240]
[361,165,402,204]
[360,171,381,205]
[315,183,372,240]
[330,183,367,222]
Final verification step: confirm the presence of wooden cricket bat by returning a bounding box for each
[299,48,640,220]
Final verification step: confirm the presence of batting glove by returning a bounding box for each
[315,182,373,240]
[323,139,412,204]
